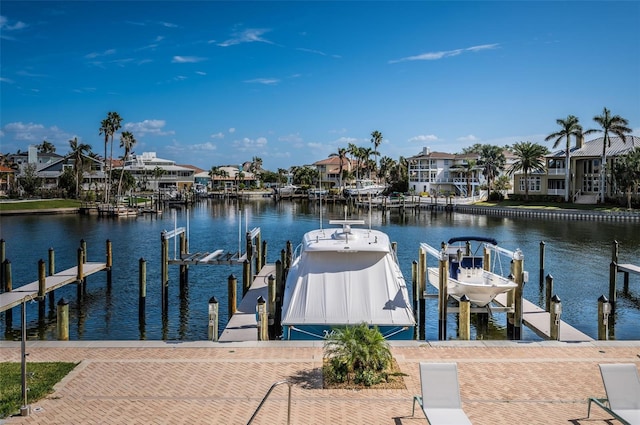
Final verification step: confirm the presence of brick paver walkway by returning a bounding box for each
[1,341,639,424]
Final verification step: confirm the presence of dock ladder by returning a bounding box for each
[246,380,293,425]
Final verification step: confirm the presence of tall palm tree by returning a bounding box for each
[116,131,136,202]
[545,115,583,202]
[378,155,396,184]
[590,107,632,202]
[329,147,348,189]
[37,140,56,153]
[370,131,383,181]
[99,111,123,203]
[68,137,92,199]
[347,143,360,180]
[508,141,548,201]
[361,147,375,178]
[478,144,506,194]
[462,159,478,198]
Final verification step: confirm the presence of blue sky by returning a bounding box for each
[1,1,639,171]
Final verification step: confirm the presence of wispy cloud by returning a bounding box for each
[172,55,206,63]
[233,137,268,152]
[457,134,479,142]
[124,119,175,136]
[85,49,117,59]
[408,134,439,142]
[1,121,72,147]
[210,132,224,139]
[244,78,280,85]
[0,77,14,84]
[389,43,499,64]
[192,142,217,151]
[0,15,28,32]
[218,28,273,47]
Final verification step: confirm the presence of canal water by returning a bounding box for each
[1,198,639,341]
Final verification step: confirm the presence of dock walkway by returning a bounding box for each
[0,262,107,313]
[493,293,593,341]
[218,264,276,342]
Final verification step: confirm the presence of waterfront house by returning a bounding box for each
[406,147,516,197]
[511,136,639,203]
[37,153,105,192]
[121,152,195,192]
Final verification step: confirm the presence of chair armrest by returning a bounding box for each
[412,395,423,417]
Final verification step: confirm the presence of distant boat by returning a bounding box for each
[421,236,519,307]
[344,179,386,197]
[281,219,416,340]
[277,184,299,196]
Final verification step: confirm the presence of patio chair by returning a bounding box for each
[587,363,640,425]
[412,362,472,424]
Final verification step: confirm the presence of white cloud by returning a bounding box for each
[172,56,206,63]
[228,128,236,134]
[389,43,499,64]
[218,28,273,47]
[457,134,479,142]
[233,137,268,152]
[195,71,206,75]
[0,15,28,32]
[1,121,73,150]
[408,134,439,142]
[244,78,280,85]
[192,142,217,151]
[210,132,224,139]
[0,77,14,84]
[85,49,116,59]
[123,119,175,136]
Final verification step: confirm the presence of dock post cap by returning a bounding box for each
[57,297,69,306]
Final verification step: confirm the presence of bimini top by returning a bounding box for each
[447,236,498,245]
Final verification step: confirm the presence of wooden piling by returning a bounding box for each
[268,274,276,339]
[106,239,112,286]
[550,294,562,341]
[512,249,524,340]
[208,296,219,341]
[418,249,427,341]
[261,240,267,273]
[57,298,69,341]
[539,241,545,288]
[3,259,12,325]
[242,259,251,296]
[437,251,448,340]
[179,233,187,286]
[255,232,262,272]
[459,294,470,340]
[597,295,610,341]
[38,259,46,318]
[227,274,237,317]
[545,274,554,312]
[609,261,617,315]
[48,248,55,309]
[76,248,84,282]
[286,241,292,269]
[256,296,268,341]
[139,258,146,321]
[0,239,4,291]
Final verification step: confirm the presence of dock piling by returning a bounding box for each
[57,297,69,341]
[256,296,268,341]
[139,258,146,322]
[539,241,545,288]
[38,259,46,318]
[545,274,554,312]
[597,295,611,340]
[228,274,237,317]
[459,295,470,340]
[3,259,12,326]
[208,296,219,341]
[550,294,562,341]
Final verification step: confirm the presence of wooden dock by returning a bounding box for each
[218,264,276,342]
[0,262,107,313]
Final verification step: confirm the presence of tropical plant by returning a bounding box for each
[99,111,123,203]
[378,155,396,184]
[323,323,393,386]
[545,115,583,202]
[68,137,92,199]
[370,130,383,180]
[461,159,478,198]
[292,165,318,186]
[612,148,640,209]
[116,131,136,201]
[477,144,506,194]
[508,141,548,201]
[37,140,56,153]
[17,163,41,196]
[589,107,633,202]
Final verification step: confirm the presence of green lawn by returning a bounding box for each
[0,362,77,418]
[476,200,637,213]
[0,199,82,211]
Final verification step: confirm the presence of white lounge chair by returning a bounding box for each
[412,362,472,424]
[587,363,640,425]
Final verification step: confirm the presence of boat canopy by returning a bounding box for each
[447,236,498,245]
[281,250,415,328]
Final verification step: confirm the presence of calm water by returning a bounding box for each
[1,199,639,341]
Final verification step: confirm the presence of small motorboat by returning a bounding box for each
[421,236,521,307]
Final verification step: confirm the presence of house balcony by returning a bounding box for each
[546,168,567,176]
[546,188,566,196]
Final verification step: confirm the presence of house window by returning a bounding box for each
[519,176,541,192]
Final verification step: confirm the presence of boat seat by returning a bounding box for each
[460,256,482,269]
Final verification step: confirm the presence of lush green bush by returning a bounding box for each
[323,323,392,387]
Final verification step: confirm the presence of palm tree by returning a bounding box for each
[116,131,136,202]
[37,140,56,154]
[590,107,632,203]
[99,111,123,203]
[508,142,548,201]
[370,131,383,181]
[378,156,396,184]
[545,115,583,202]
[478,144,506,195]
[68,137,92,199]
[329,147,348,189]
[461,159,478,198]
[347,143,360,180]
